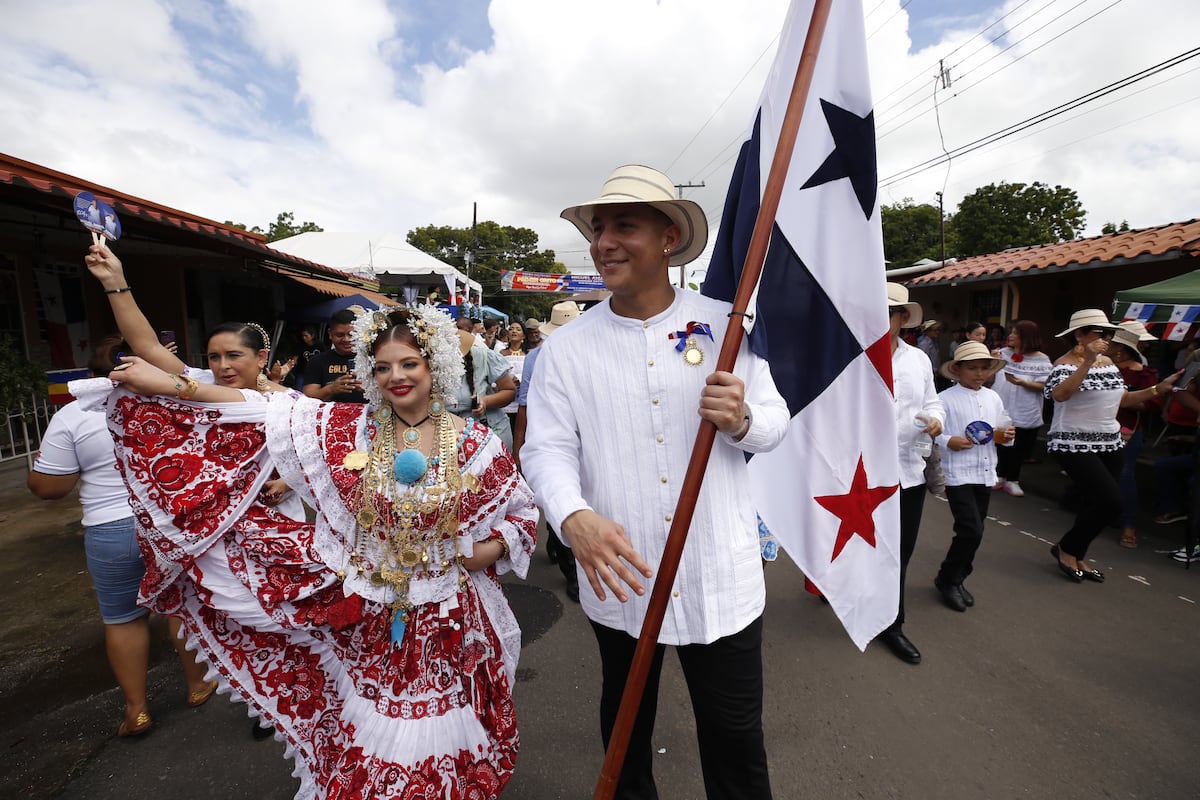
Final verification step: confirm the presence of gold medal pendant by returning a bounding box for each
[682,336,704,366]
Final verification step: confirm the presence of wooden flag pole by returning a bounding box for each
[593,1,834,797]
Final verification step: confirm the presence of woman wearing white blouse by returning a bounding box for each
[1045,310,1177,582]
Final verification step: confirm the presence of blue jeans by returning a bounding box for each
[84,517,148,624]
[1119,427,1145,527]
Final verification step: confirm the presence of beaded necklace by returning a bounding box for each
[345,399,468,643]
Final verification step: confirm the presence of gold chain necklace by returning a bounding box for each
[346,400,466,643]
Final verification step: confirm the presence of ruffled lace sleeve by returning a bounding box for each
[458,422,538,579]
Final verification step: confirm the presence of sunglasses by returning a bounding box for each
[1080,327,1114,338]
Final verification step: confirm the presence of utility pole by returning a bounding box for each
[936,191,945,265]
[469,201,478,311]
[673,181,704,287]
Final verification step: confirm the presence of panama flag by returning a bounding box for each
[1121,302,1155,323]
[1162,304,1200,341]
[702,0,898,649]
[33,268,89,368]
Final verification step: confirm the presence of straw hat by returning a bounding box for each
[1111,328,1147,364]
[540,300,582,334]
[939,341,1007,382]
[1118,320,1157,342]
[921,319,942,333]
[560,165,708,266]
[886,282,923,328]
[1056,309,1117,337]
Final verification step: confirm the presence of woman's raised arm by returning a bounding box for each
[85,243,188,374]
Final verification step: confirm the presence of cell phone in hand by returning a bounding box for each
[158,330,176,345]
[1178,360,1200,390]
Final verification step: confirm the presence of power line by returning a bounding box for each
[877,0,1125,141]
[873,0,1039,113]
[879,46,1200,187]
[665,34,779,175]
[867,0,916,41]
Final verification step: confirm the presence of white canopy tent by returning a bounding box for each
[272,232,481,303]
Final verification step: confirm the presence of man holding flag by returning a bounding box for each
[522,164,789,798]
[701,0,902,651]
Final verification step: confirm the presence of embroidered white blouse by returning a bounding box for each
[522,288,790,646]
[1044,362,1125,453]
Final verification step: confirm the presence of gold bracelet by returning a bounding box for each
[493,536,509,559]
[1151,384,1160,397]
[178,374,200,400]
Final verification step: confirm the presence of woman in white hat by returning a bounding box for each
[1045,309,1177,581]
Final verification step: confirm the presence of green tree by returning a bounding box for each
[407,221,565,321]
[1101,220,1131,235]
[881,199,956,267]
[0,335,48,420]
[223,212,324,242]
[949,181,1086,257]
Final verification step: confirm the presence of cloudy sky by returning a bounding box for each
[4,0,1197,280]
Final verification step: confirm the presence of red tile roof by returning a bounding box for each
[0,151,384,292]
[907,219,1200,286]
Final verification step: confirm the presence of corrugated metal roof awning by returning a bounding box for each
[285,274,394,306]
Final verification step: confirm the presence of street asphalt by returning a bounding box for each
[1,453,1197,800]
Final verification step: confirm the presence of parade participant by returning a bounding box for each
[1045,310,1175,582]
[932,342,1013,612]
[28,336,215,737]
[448,330,517,450]
[501,322,525,356]
[85,242,296,508]
[99,305,537,799]
[304,309,367,403]
[522,165,789,799]
[879,284,944,663]
[992,320,1052,497]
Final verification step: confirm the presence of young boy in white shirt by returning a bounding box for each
[933,341,1015,612]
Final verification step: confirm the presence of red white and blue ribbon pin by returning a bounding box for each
[73,191,122,246]
[668,321,713,366]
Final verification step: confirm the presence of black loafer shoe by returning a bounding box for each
[1080,566,1105,583]
[934,579,968,612]
[565,574,580,603]
[959,584,975,607]
[878,629,921,664]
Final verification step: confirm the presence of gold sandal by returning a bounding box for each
[186,680,218,708]
[1119,529,1138,549]
[118,710,153,737]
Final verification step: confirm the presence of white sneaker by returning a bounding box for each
[993,479,1006,491]
[1171,545,1200,563]
[1002,481,1024,497]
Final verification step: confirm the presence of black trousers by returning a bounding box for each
[996,426,1039,482]
[545,525,576,581]
[892,484,926,628]
[1054,449,1123,558]
[590,617,772,800]
[937,484,992,585]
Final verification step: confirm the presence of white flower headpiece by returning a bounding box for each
[352,304,464,406]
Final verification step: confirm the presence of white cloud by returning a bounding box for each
[2,0,1197,274]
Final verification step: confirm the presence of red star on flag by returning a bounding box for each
[814,455,898,562]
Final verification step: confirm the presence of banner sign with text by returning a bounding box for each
[500,269,606,293]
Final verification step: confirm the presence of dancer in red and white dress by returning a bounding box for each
[92,305,537,800]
